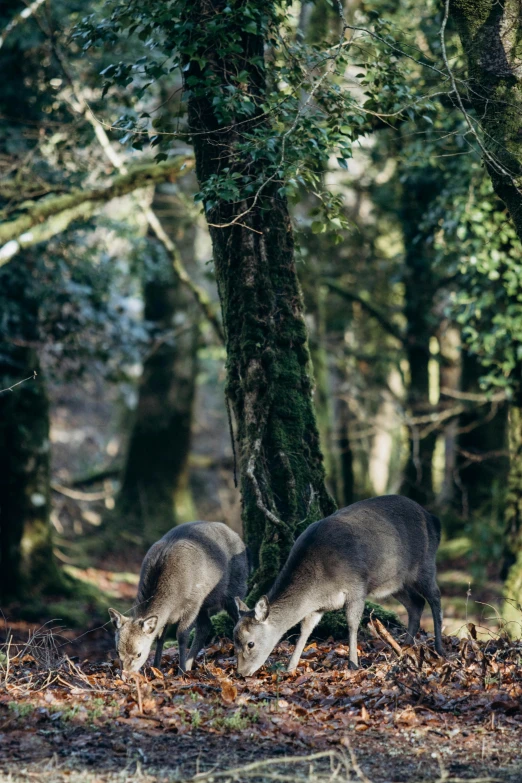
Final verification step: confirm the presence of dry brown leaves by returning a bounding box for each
[1,631,521,746]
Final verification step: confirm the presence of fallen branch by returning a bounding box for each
[368,617,403,657]
[190,751,345,781]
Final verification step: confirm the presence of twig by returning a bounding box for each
[191,751,342,781]
[0,370,37,395]
[50,482,112,502]
[368,617,403,657]
[440,0,517,185]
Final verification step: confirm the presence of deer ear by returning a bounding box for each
[254,595,270,622]
[108,608,126,629]
[235,597,250,616]
[140,616,158,635]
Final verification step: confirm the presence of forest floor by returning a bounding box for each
[1,618,521,783]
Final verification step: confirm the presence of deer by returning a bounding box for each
[234,495,443,676]
[108,521,248,673]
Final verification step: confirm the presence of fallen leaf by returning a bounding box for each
[220,680,237,704]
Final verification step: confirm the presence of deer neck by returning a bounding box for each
[268,583,314,637]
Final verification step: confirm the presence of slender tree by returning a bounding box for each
[398,167,440,506]
[116,188,200,542]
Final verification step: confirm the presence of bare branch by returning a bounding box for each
[0,370,37,395]
[324,279,405,344]
[50,42,224,342]
[0,0,46,50]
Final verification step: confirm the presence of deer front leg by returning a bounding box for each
[287,612,323,672]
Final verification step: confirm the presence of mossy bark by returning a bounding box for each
[452,0,522,239]
[0,158,191,256]
[183,1,336,597]
[0,266,62,602]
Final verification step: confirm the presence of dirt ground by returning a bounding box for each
[1,624,521,783]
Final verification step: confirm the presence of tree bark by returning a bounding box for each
[182,0,335,596]
[0,264,61,602]
[451,0,522,620]
[451,0,522,239]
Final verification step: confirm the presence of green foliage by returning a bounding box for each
[428,169,522,393]
[76,0,441,239]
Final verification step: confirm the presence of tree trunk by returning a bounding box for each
[503,403,522,624]
[301,263,340,503]
[456,351,509,518]
[0,266,61,602]
[399,172,438,506]
[116,193,199,543]
[451,0,522,626]
[182,1,335,596]
[338,396,355,506]
[451,0,522,239]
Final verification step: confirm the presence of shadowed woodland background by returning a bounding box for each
[1,0,522,645]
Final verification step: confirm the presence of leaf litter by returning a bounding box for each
[1,622,521,782]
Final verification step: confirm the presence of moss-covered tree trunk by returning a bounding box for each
[116,189,199,543]
[0,268,61,602]
[182,0,335,596]
[451,0,522,239]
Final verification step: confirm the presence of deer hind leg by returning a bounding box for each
[415,577,444,656]
[176,611,198,673]
[345,592,365,670]
[394,587,426,643]
[185,610,212,671]
[153,625,168,669]
[287,611,323,672]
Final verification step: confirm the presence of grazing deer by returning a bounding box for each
[234,495,443,676]
[109,521,248,673]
